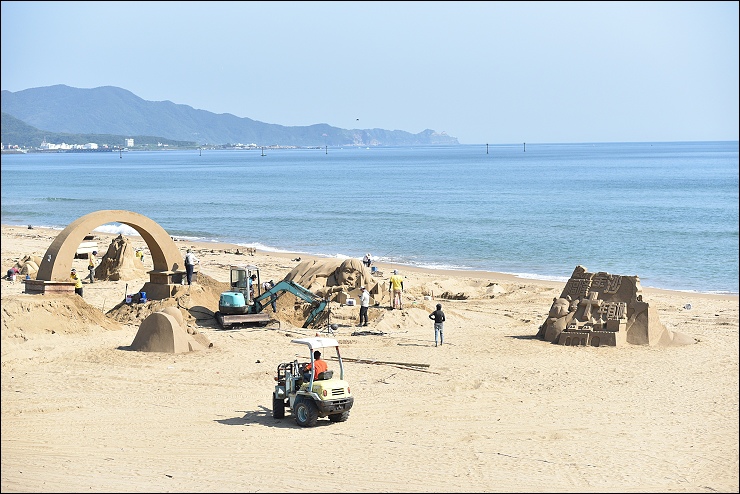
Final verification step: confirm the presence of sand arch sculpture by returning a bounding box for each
[33,210,185,300]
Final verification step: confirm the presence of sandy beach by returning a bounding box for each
[1,224,738,493]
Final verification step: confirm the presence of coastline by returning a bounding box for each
[4,224,737,301]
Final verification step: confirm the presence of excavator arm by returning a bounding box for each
[253,280,329,328]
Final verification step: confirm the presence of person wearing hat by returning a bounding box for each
[358,286,370,327]
[70,268,83,297]
[429,303,446,347]
[389,269,404,309]
[248,274,257,299]
[362,253,372,268]
[302,350,328,381]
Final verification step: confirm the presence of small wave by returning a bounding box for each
[93,223,141,236]
[514,272,571,283]
[641,285,739,296]
[235,242,352,260]
[42,197,82,202]
[414,262,475,271]
[234,242,295,254]
[7,223,65,231]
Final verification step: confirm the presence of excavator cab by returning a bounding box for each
[218,265,261,317]
[229,264,260,303]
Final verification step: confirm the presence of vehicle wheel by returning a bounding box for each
[272,394,285,419]
[328,411,349,422]
[294,398,319,427]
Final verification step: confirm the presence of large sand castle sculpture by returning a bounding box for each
[283,258,384,304]
[130,306,212,353]
[536,265,694,347]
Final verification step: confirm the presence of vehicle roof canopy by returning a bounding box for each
[291,337,339,351]
[230,264,259,271]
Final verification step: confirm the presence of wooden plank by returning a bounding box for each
[335,356,430,368]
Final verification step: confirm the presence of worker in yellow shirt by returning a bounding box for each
[389,269,404,310]
[70,268,83,297]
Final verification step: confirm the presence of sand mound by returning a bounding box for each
[130,310,212,353]
[1,293,123,344]
[106,275,227,326]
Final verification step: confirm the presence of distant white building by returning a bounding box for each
[125,138,134,147]
[39,140,72,150]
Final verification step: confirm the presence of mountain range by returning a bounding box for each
[1,85,459,148]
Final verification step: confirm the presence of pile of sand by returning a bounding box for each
[1,294,122,339]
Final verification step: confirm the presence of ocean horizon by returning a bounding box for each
[1,141,738,295]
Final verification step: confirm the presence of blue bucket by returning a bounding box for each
[139,291,147,303]
[371,266,377,273]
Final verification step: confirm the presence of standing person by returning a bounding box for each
[363,253,372,268]
[358,286,370,326]
[248,274,257,299]
[263,279,277,312]
[184,249,199,285]
[86,251,97,283]
[136,248,145,263]
[429,303,446,347]
[389,269,404,309]
[70,268,83,297]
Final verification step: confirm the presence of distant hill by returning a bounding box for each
[1,85,459,147]
[1,112,193,149]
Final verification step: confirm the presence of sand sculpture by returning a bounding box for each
[283,258,384,304]
[284,259,383,305]
[95,234,148,281]
[536,265,694,347]
[130,306,212,353]
[13,255,42,278]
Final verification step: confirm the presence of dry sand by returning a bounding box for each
[1,225,738,492]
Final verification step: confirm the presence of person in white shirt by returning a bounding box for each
[184,249,199,285]
[358,286,370,327]
[263,279,277,312]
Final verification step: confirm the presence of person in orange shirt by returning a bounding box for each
[302,350,328,381]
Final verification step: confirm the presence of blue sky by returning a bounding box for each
[2,1,738,145]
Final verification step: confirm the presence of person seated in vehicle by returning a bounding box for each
[302,350,328,381]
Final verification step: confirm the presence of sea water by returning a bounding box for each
[1,141,737,294]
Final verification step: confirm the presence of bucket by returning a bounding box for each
[125,294,132,304]
[371,266,377,273]
[139,291,147,303]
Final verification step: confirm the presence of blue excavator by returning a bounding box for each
[215,264,329,329]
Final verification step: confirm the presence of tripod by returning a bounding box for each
[323,300,337,336]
